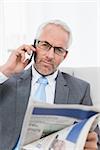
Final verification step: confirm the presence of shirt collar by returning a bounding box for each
[32,65,41,84]
[32,65,58,85]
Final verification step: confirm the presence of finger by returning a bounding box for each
[14,50,26,63]
[84,140,98,149]
[20,51,26,62]
[21,45,31,55]
[87,132,98,141]
[84,132,98,150]
[84,148,97,150]
[13,44,35,63]
[30,44,36,51]
[19,44,36,55]
[14,46,29,61]
[23,59,29,67]
[23,52,32,63]
[20,51,33,63]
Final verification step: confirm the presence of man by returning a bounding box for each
[0,20,99,150]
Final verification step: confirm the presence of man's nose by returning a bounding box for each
[46,47,55,59]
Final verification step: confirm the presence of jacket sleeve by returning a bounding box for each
[81,83,93,106]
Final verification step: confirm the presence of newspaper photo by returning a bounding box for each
[18,98,100,150]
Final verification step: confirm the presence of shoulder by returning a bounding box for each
[61,71,89,83]
[60,71,90,89]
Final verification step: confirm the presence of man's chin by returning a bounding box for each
[38,70,54,76]
[34,65,56,76]
[36,69,54,76]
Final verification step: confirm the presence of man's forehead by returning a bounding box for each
[39,24,69,40]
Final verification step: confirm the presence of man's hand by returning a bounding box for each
[84,131,98,150]
[0,44,35,77]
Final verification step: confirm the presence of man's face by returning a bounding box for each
[34,24,69,75]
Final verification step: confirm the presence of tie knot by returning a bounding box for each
[37,77,48,85]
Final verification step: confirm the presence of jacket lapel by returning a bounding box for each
[54,71,69,104]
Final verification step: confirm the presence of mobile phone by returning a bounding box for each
[27,43,37,64]
[27,50,34,64]
[28,39,37,64]
[24,48,34,64]
[24,43,36,65]
[24,39,37,64]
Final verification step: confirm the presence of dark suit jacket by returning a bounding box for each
[0,67,98,150]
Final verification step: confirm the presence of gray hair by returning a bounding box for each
[35,19,72,49]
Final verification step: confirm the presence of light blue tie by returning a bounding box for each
[34,77,48,102]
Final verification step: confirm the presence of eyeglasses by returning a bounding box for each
[34,39,68,56]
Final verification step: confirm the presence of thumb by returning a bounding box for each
[23,59,30,68]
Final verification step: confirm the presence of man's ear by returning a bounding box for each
[64,51,68,59]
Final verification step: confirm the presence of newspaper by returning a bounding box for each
[19,98,100,150]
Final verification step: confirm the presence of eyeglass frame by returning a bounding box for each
[34,39,68,56]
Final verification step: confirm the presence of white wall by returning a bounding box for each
[0,0,99,68]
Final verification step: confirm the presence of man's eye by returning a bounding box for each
[55,48,63,53]
[42,43,48,46]
[40,42,49,47]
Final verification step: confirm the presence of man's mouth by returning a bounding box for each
[42,60,53,66]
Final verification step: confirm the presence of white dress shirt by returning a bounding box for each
[30,66,58,104]
[0,72,8,83]
[0,66,58,104]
